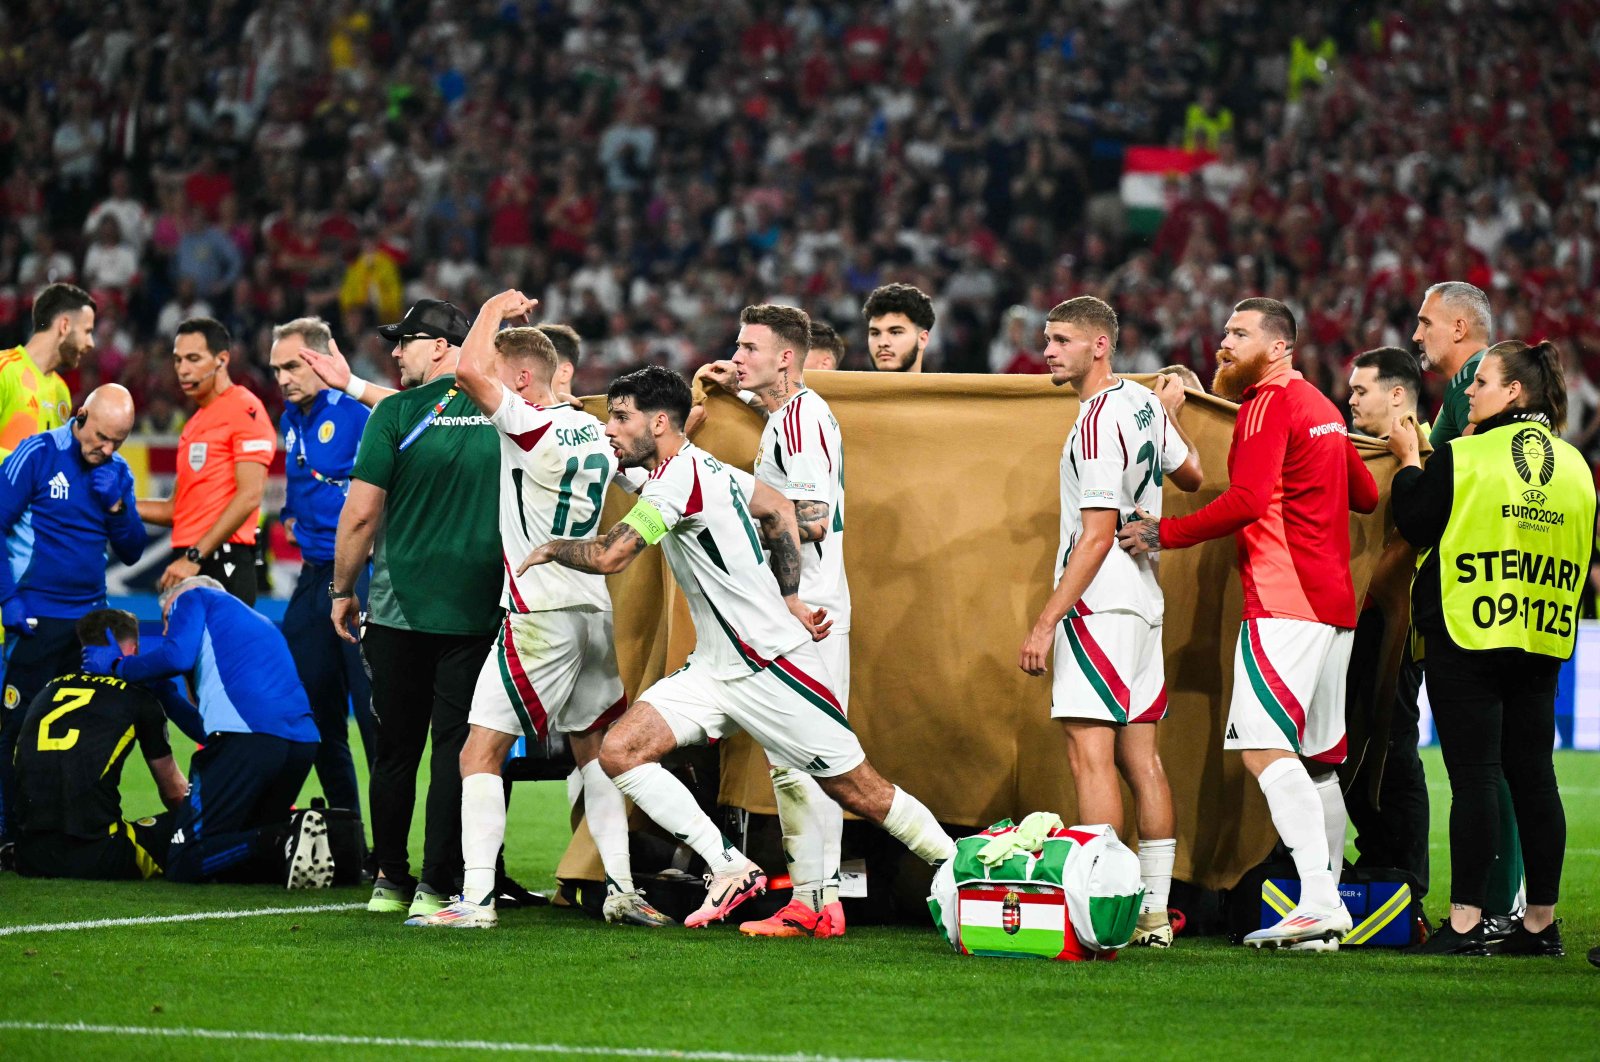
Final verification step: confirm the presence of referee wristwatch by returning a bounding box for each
[329,586,355,600]
[184,547,203,564]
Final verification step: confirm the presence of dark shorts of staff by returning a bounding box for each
[172,543,258,606]
[16,811,177,880]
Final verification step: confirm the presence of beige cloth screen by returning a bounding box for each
[559,373,1404,890]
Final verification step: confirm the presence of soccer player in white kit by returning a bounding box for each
[1018,296,1203,947]
[700,304,853,938]
[519,366,955,930]
[408,290,670,929]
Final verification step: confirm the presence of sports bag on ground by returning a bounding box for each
[928,814,1144,961]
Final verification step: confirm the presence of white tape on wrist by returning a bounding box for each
[344,376,368,401]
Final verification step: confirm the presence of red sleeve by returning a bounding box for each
[1160,390,1289,549]
[1346,440,1379,514]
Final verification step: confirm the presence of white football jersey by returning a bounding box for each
[755,387,851,632]
[487,385,615,613]
[1058,378,1189,623]
[640,442,811,679]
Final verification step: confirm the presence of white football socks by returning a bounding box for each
[881,786,956,864]
[1312,771,1347,885]
[580,760,634,894]
[820,793,844,909]
[612,763,744,871]
[1258,758,1339,910]
[461,772,505,906]
[771,766,827,911]
[1138,837,1176,916]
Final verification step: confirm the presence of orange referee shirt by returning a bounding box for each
[173,384,276,548]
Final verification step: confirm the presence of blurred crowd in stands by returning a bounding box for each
[3,0,1600,458]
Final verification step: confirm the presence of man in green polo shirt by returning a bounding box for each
[1411,279,1523,939]
[1415,281,1488,449]
[327,299,503,918]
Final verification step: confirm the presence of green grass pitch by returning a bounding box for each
[1,744,1596,1061]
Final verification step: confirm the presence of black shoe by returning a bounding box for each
[1497,920,1564,957]
[1480,913,1518,944]
[1588,945,1599,969]
[1407,919,1490,956]
[495,874,550,908]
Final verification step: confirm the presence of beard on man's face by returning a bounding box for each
[58,334,89,370]
[1212,347,1271,402]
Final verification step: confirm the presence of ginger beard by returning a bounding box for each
[1211,345,1273,402]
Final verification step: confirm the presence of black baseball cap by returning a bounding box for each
[377,299,471,346]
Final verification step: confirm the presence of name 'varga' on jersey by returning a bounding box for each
[1059,379,1189,624]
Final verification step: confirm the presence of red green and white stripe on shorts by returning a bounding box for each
[495,614,549,740]
[770,654,850,730]
[1237,618,1303,752]
[1062,605,1129,724]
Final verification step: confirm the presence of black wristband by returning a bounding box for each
[329,588,355,601]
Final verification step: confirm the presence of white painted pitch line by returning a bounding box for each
[0,901,366,937]
[0,1022,942,1062]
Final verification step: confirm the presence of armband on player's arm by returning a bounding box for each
[619,498,671,545]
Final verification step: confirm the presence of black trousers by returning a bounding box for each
[361,623,492,894]
[1343,608,1430,896]
[174,544,258,606]
[281,560,375,815]
[0,616,83,842]
[17,812,176,880]
[1427,639,1565,908]
[166,732,318,883]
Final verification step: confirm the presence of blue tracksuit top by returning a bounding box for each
[0,426,148,618]
[119,587,319,743]
[280,389,369,564]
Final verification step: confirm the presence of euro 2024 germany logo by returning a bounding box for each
[1511,427,1555,487]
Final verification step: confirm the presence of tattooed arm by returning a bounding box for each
[792,499,831,543]
[1116,508,1164,557]
[518,522,649,576]
[750,481,804,596]
[749,479,830,640]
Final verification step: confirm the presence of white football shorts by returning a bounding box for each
[470,608,625,739]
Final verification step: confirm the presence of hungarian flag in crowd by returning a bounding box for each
[1121,146,1216,236]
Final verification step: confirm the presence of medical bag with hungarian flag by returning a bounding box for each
[928,814,1144,961]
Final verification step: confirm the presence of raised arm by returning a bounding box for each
[1155,375,1204,493]
[458,289,538,415]
[303,338,398,409]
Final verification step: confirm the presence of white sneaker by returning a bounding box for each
[603,888,675,927]
[405,897,498,928]
[1244,903,1352,950]
[284,810,334,889]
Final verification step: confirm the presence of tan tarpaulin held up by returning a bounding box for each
[559,372,1407,892]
